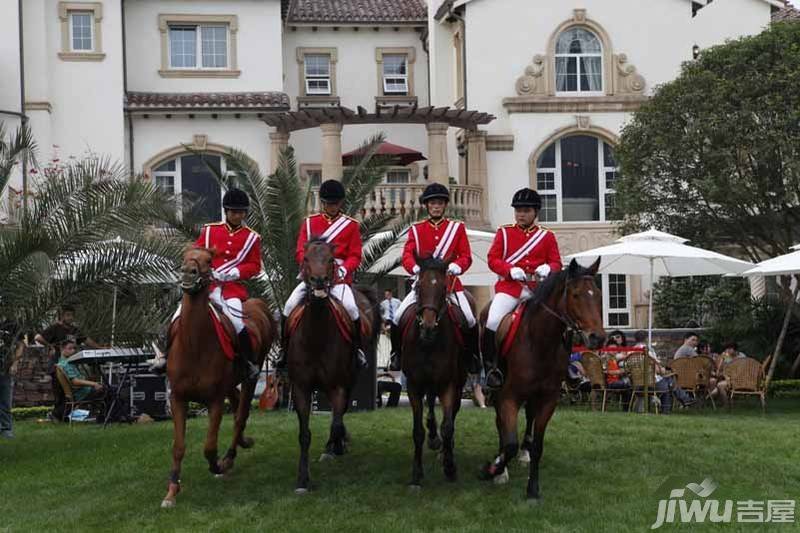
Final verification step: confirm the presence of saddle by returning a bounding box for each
[286,293,372,343]
[208,303,257,360]
[496,302,528,358]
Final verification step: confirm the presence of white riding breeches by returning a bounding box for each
[282,281,360,321]
[486,287,533,332]
[392,288,476,328]
[171,287,245,333]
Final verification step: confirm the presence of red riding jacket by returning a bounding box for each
[487,224,562,298]
[295,212,362,284]
[402,218,472,292]
[196,222,262,300]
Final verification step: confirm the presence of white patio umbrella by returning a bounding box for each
[741,244,800,387]
[567,229,753,412]
[368,228,498,286]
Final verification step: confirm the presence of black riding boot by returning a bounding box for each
[352,317,368,370]
[237,329,261,381]
[466,325,482,374]
[149,324,172,374]
[389,323,402,371]
[275,315,288,370]
[483,330,504,389]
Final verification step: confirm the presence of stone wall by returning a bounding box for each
[13,347,54,407]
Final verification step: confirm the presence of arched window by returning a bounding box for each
[555,28,603,94]
[152,153,224,223]
[535,135,618,223]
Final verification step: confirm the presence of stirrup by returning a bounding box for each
[355,348,368,369]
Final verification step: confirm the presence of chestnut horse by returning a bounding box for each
[288,238,379,493]
[161,247,276,508]
[399,256,473,487]
[479,258,605,501]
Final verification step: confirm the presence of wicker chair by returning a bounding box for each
[724,357,766,412]
[55,366,107,426]
[581,351,628,412]
[625,353,660,414]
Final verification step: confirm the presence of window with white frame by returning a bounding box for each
[383,55,409,95]
[168,24,228,69]
[555,27,603,95]
[151,154,224,223]
[305,168,322,187]
[601,274,631,327]
[535,135,619,223]
[385,169,411,204]
[304,55,331,95]
[70,12,93,51]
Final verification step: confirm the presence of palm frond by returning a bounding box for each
[0,122,38,191]
[341,133,388,217]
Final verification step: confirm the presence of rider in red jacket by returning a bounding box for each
[389,183,479,372]
[483,188,562,388]
[151,189,262,379]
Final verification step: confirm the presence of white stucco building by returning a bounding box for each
[0,0,796,327]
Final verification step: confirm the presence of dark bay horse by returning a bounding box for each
[161,247,276,508]
[479,258,605,501]
[287,238,379,493]
[399,256,473,487]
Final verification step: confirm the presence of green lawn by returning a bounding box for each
[1,400,798,532]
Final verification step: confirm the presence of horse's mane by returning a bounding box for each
[305,236,334,250]
[523,261,594,319]
[417,255,448,273]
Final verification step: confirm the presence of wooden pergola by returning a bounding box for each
[261,105,495,133]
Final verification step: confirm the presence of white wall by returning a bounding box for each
[0,0,22,115]
[132,116,271,175]
[692,0,773,50]
[125,0,283,92]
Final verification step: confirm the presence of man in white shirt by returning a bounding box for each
[379,289,401,327]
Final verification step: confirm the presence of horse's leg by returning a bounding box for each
[204,399,224,476]
[481,389,520,484]
[439,383,459,482]
[293,385,312,493]
[322,386,348,460]
[221,380,257,473]
[426,392,441,451]
[527,396,558,501]
[518,399,535,464]
[408,386,425,487]
[161,396,187,508]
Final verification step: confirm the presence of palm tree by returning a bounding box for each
[215,133,416,311]
[0,122,186,347]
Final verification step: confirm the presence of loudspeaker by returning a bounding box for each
[130,374,169,419]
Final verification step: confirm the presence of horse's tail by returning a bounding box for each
[355,284,382,348]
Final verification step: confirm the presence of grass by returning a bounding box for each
[1,399,798,533]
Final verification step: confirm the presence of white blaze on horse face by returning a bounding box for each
[431,279,437,285]
[313,289,328,298]
[588,290,595,296]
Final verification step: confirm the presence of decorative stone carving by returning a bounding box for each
[575,115,591,130]
[613,54,646,95]
[515,54,547,96]
[573,8,587,23]
[192,134,208,150]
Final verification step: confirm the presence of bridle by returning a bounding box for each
[415,271,451,329]
[302,245,335,300]
[538,274,596,347]
[180,257,211,294]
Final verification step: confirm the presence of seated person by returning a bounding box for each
[56,337,108,409]
[624,331,694,414]
[709,342,747,405]
[567,352,591,394]
[604,342,631,411]
[673,332,699,359]
[606,330,627,348]
[376,371,401,408]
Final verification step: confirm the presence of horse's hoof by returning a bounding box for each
[160,499,175,509]
[518,450,531,464]
[493,468,509,485]
[294,487,309,495]
[408,484,422,491]
[239,437,255,449]
[214,473,225,478]
[427,437,442,451]
[319,452,335,462]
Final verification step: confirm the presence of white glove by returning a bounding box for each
[412,265,420,275]
[337,266,348,280]
[212,267,240,282]
[510,267,527,282]
[535,264,552,280]
[447,263,462,276]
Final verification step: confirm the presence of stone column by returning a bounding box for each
[320,122,344,181]
[466,130,489,226]
[426,122,450,185]
[269,130,290,174]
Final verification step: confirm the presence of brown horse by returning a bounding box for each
[161,247,276,508]
[399,256,473,487]
[287,238,379,493]
[479,258,605,501]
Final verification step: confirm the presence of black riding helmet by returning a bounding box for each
[222,188,250,210]
[319,179,346,202]
[419,183,450,204]
[511,188,541,209]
